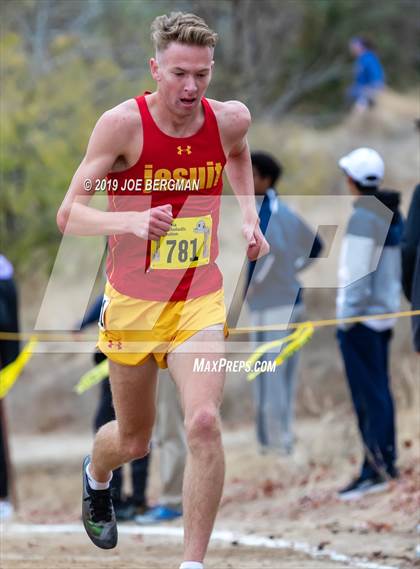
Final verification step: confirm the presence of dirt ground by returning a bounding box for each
[1,534,358,569]
[1,405,419,569]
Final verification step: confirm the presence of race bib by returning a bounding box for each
[150,215,212,270]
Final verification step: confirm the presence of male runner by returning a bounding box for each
[57,12,268,569]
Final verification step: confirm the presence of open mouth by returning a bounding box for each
[180,97,197,106]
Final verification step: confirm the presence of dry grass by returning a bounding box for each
[248,87,419,201]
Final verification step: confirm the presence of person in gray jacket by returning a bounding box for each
[336,148,404,500]
[245,152,323,454]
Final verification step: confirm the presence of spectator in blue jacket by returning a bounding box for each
[245,152,323,454]
[336,147,404,500]
[348,37,385,110]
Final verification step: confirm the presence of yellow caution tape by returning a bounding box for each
[74,358,109,394]
[0,309,418,393]
[246,323,314,381]
[0,338,38,399]
[275,322,314,366]
[0,310,418,341]
[231,309,420,335]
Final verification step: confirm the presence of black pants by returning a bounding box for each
[337,324,396,479]
[93,352,149,506]
[0,405,8,498]
[0,278,20,499]
[0,278,20,368]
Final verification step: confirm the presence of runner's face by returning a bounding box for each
[151,43,214,114]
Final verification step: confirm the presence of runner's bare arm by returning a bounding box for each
[56,109,172,240]
[219,101,269,260]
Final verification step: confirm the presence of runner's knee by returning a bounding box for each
[120,435,150,461]
[186,407,221,448]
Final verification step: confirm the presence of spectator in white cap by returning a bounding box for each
[338,147,384,189]
[336,147,404,500]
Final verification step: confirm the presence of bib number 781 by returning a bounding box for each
[166,238,199,264]
[150,215,212,270]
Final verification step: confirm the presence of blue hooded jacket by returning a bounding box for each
[354,50,385,88]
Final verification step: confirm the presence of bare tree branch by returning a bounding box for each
[264,62,344,118]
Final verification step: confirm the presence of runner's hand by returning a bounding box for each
[243,220,269,261]
[132,205,173,240]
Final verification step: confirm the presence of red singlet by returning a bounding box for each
[105,95,226,301]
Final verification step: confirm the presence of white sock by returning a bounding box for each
[86,463,112,490]
[179,563,204,569]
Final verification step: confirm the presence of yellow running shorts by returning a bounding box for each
[98,281,227,368]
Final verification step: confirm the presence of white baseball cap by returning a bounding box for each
[338,147,384,186]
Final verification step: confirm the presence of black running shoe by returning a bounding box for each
[338,475,389,501]
[82,456,118,549]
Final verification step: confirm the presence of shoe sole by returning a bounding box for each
[339,481,390,501]
[82,456,118,549]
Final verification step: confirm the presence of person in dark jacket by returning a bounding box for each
[401,184,420,353]
[0,254,20,520]
[336,148,404,500]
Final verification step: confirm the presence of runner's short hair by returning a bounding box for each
[151,12,218,52]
